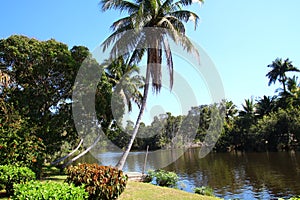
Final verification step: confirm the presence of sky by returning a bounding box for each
[1,0,300,124]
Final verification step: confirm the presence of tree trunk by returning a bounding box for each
[116,39,162,170]
[61,135,101,168]
[115,52,153,170]
[51,139,83,166]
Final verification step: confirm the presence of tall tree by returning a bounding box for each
[103,56,144,148]
[0,35,79,156]
[266,58,300,93]
[100,0,202,169]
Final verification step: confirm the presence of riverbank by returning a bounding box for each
[0,172,219,200]
[119,181,220,200]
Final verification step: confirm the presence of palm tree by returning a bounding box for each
[104,56,143,113]
[255,95,276,117]
[224,100,238,123]
[284,76,300,106]
[100,0,202,169]
[239,98,256,117]
[266,58,300,93]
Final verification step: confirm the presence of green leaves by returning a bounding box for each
[65,163,128,200]
[0,165,36,196]
[0,116,45,178]
[194,186,214,196]
[147,169,178,187]
[12,181,88,200]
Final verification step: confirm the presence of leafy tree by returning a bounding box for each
[0,101,45,177]
[0,35,80,158]
[100,0,203,169]
[256,107,300,151]
[0,35,118,168]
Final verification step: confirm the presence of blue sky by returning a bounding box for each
[1,0,300,123]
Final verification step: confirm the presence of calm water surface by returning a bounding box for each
[79,148,300,199]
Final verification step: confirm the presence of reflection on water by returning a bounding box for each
[78,148,300,199]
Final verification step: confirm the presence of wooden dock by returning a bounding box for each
[125,172,145,182]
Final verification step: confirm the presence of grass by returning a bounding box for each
[0,165,220,200]
[119,181,220,200]
[0,181,220,200]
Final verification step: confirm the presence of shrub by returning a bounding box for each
[0,165,36,196]
[65,163,128,200]
[289,196,300,200]
[147,169,178,187]
[194,186,214,196]
[12,180,88,200]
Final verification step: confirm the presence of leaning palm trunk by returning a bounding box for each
[116,64,150,170]
[116,47,160,170]
[62,134,101,168]
[51,138,84,166]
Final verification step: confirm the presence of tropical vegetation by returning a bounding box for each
[1,34,300,177]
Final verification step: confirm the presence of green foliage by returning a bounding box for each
[147,169,179,187]
[0,165,36,196]
[289,196,300,200]
[194,186,214,196]
[0,35,85,163]
[0,116,45,178]
[65,163,128,200]
[12,180,88,200]
[256,107,300,151]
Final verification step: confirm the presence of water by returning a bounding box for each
[78,148,300,199]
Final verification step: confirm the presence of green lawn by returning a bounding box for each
[119,181,220,200]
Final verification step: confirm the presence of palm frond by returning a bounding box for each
[109,29,143,59]
[159,0,175,13]
[111,17,133,31]
[165,16,186,33]
[170,10,199,30]
[157,17,181,40]
[162,37,174,89]
[175,33,200,63]
[129,48,146,65]
[102,24,133,52]
[100,0,139,12]
[175,0,203,6]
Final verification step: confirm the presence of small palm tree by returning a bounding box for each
[284,76,300,106]
[239,98,256,117]
[104,56,144,112]
[255,95,276,117]
[100,0,202,169]
[224,100,238,122]
[266,58,300,93]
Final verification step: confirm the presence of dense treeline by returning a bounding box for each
[109,59,300,152]
[0,35,299,176]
